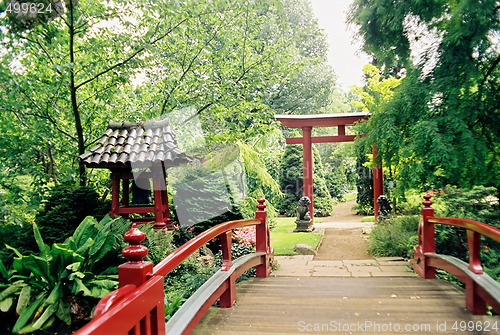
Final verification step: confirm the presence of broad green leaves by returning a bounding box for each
[0,215,123,332]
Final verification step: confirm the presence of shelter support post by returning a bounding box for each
[110,172,120,218]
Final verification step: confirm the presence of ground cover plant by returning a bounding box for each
[270,217,322,255]
[368,215,419,259]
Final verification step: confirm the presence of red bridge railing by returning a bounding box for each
[412,193,500,315]
[75,197,272,335]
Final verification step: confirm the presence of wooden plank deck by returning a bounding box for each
[193,277,499,334]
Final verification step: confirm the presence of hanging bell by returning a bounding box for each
[131,179,152,205]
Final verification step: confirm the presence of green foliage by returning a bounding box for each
[0,175,39,226]
[214,243,256,282]
[370,187,500,282]
[431,186,500,276]
[107,221,174,266]
[169,164,244,234]
[354,145,373,215]
[394,190,427,215]
[0,215,124,333]
[171,226,196,249]
[349,0,500,191]
[164,296,185,322]
[235,129,285,226]
[277,144,333,217]
[35,182,110,246]
[434,186,500,226]
[325,169,348,201]
[0,223,37,267]
[368,215,419,258]
[163,256,215,302]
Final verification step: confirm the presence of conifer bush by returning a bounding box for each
[35,182,111,246]
[277,144,333,216]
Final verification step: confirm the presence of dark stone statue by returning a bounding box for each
[294,196,313,232]
[297,196,311,221]
[377,195,392,219]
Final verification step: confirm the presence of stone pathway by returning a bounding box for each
[271,255,416,277]
[271,198,416,278]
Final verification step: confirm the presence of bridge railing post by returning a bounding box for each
[219,231,236,308]
[467,230,483,274]
[118,223,154,288]
[255,197,270,278]
[465,228,487,314]
[421,193,436,279]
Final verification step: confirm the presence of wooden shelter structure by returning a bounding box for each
[79,118,192,230]
[275,112,384,221]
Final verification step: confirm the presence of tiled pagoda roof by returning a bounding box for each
[79,118,192,169]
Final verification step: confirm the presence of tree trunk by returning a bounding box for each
[68,0,86,186]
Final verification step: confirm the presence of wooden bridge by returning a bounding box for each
[193,277,496,334]
[75,195,500,335]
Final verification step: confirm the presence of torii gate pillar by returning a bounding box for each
[302,126,314,216]
[372,146,384,220]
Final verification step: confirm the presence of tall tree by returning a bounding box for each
[349,0,500,191]
[1,0,195,185]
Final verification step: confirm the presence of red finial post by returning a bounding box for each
[255,197,270,278]
[421,193,436,279]
[118,224,153,288]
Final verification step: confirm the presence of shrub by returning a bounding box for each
[368,215,419,258]
[325,169,347,201]
[171,225,196,248]
[35,182,110,246]
[394,190,427,215]
[163,255,215,302]
[277,144,333,217]
[0,222,37,267]
[354,146,373,215]
[109,221,174,266]
[214,243,256,281]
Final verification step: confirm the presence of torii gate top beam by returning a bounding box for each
[274,112,370,128]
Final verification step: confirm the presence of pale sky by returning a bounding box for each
[309,0,371,90]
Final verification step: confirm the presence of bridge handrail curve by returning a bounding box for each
[412,193,500,315]
[427,217,500,243]
[152,218,261,278]
[74,196,272,335]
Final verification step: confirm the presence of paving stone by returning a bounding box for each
[379,264,413,271]
[350,272,373,277]
[276,255,314,261]
[343,259,378,266]
[311,266,351,277]
[274,256,312,266]
[376,260,410,266]
[347,265,382,274]
[271,265,313,277]
[308,260,344,267]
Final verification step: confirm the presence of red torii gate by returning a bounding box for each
[275,113,384,222]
